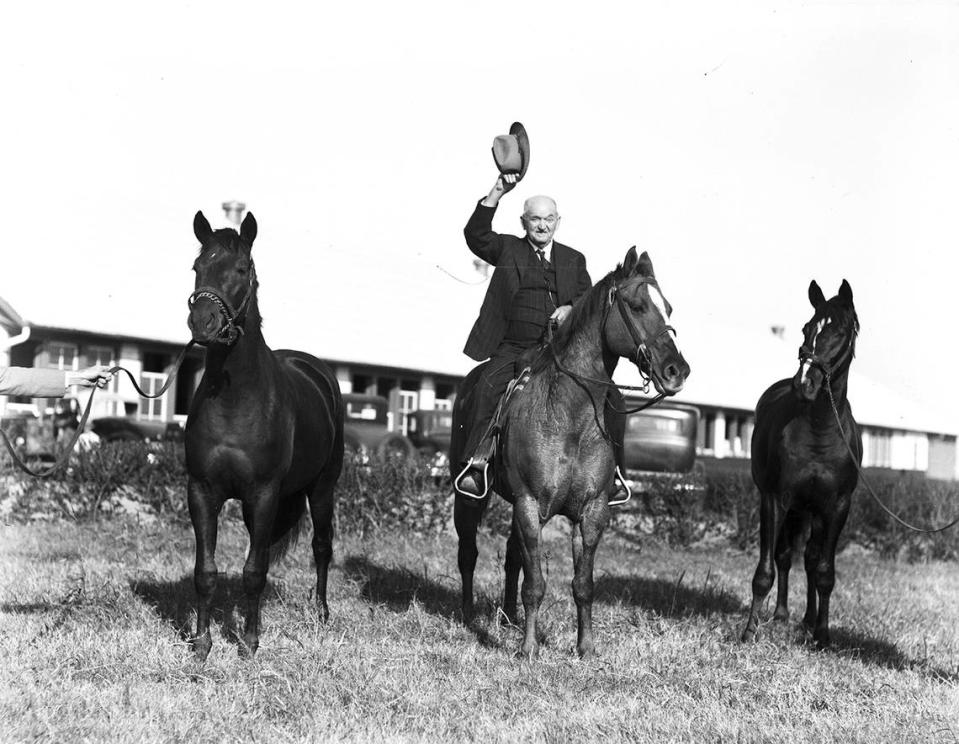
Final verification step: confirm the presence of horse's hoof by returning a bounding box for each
[577,645,597,660]
[740,626,756,643]
[317,603,330,623]
[773,607,790,622]
[191,634,212,661]
[813,628,831,649]
[238,638,259,659]
[517,644,538,660]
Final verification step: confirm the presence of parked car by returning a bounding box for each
[342,393,416,463]
[622,401,699,475]
[0,410,53,460]
[406,408,453,479]
[90,416,184,443]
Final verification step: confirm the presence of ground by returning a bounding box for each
[1,516,957,743]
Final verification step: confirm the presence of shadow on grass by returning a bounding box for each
[340,554,508,650]
[594,572,745,618]
[828,626,959,681]
[129,573,278,648]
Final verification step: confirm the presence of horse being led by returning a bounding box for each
[185,211,344,660]
[450,247,689,658]
[741,279,861,648]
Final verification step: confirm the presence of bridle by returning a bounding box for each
[797,318,855,381]
[607,280,677,393]
[188,261,257,345]
[549,276,679,438]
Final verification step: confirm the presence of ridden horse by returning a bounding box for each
[450,247,690,658]
[741,279,861,648]
[185,211,343,659]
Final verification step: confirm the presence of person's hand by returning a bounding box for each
[482,173,521,207]
[69,366,114,389]
[550,305,573,326]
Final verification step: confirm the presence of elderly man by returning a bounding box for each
[454,171,591,497]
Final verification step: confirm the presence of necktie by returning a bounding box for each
[536,249,550,268]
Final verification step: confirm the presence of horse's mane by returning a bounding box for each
[529,262,630,374]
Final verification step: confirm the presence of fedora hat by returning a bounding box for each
[491,121,530,180]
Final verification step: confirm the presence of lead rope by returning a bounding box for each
[0,340,195,478]
[824,370,959,534]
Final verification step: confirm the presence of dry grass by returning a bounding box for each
[1,515,958,743]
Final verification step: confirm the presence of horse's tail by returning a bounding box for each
[269,492,307,565]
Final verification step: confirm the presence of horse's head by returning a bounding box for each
[794,279,858,401]
[188,210,258,345]
[604,247,689,396]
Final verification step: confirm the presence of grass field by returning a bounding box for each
[1,513,958,743]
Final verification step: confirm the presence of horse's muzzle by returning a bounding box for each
[652,354,690,396]
[187,301,225,345]
[794,366,822,401]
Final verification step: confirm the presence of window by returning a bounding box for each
[46,342,78,371]
[138,372,167,420]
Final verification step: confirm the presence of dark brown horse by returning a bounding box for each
[742,279,861,648]
[185,211,343,659]
[450,248,689,658]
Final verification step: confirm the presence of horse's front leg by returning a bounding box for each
[187,478,223,661]
[514,493,545,659]
[453,494,488,623]
[571,491,609,659]
[742,490,786,642]
[502,518,522,625]
[811,495,851,648]
[239,484,281,657]
[773,510,804,621]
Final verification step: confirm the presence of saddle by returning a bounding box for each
[454,365,631,505]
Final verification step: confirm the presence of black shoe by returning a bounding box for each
[454,459,489,499]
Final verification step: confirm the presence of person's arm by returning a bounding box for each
[0,366,112,397]
[464,175,520,265]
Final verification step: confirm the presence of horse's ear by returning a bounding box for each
[193,211,213,245]
[241,212,258,246]
[808,280,826,308]
[622,246,639,275]
[636,250,655,278]
[838,279,853,304]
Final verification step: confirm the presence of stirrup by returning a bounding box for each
[453,457,491,500]
[609,466,632,507]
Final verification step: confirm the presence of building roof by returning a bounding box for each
[3,262,954,436]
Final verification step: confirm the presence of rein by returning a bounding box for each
[822,370,959,534]
[0,341,195,478]
[548,279,675,439]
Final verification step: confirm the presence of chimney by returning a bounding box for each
[770,325,786,339]
[222,200,247,229]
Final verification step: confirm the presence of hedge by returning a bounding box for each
[2,441,958,561]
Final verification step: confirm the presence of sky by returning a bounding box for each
[2,2,958,427]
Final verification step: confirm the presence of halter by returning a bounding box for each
[797,321,855,379]
[187,262,257,345]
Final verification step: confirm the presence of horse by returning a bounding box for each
[741,279,861,649]
[184,211,344,659]
[450,247,689,658]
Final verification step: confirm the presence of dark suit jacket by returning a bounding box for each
[463,200,591,361]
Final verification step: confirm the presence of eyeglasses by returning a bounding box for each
[524,215,558,226]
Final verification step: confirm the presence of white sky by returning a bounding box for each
[2,2,958,425]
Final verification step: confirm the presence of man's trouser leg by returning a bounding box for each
[605,389,632,505]
[455,348,522,498]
